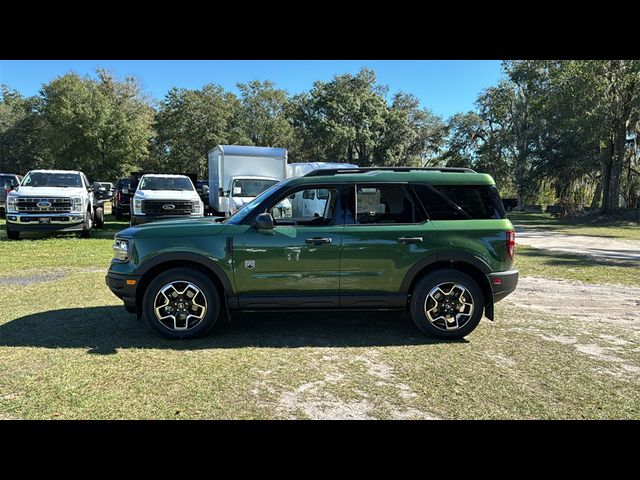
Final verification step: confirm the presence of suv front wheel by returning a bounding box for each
[142,267,221,339]
[410,269,484,340]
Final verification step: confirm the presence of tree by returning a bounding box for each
[40,70,154,180]
[237,80,295,149]
[154,84,242,176]
[0,86,48,174]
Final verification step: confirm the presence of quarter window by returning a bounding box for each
[411,184,506,220]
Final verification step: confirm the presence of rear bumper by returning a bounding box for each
[487,270,519,303]
[106,271,140,312]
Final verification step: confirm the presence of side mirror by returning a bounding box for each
[253,212,274,230]
[219,187,224,197]
[202,185,210,195]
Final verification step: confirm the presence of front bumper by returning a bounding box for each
[106,271,141,313]
[131,214,203,225]
[487,270,519,303]
[5,212,86,232]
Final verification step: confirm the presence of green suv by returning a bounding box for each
[106,167,518,340]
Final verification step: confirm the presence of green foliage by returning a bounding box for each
[152,84,241,177]
[40,70,154,180]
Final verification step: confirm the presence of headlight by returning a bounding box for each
[192,200,203,214]
[133,199,144,215]
[7,196,17,213]
[70,196,83,212]
[113,238,131,262]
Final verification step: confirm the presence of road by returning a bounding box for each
[515,228,640,262]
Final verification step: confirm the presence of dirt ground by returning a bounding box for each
[516,229,640,261]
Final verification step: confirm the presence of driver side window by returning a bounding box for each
[268,188,339,226]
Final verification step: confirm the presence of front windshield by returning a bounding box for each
[22,172,81,188]
[224,179,292,224]
[232,179,278,198]
[138,176,194,191]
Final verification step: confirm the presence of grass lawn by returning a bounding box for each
[508,212,640,241]
[1,212,638,419]
[515,244,640,287]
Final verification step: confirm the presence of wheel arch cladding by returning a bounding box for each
[401,255,494,321]
[135,254,234,314]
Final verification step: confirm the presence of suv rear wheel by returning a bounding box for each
[410,269,484,340]
[142,267,221,339]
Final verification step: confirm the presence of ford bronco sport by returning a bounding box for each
[106,167,518,340]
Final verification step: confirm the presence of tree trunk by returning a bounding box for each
[600,140,614,214]
[605,123,628,214]
[590,178,602,211]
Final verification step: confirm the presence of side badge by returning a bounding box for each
[245,260,255,270]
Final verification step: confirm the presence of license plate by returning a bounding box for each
[39,217,51,224]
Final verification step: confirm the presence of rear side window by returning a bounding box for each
[355,185,425,224]
[411,184,506,220]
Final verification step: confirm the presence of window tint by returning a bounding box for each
[269,187,339,226]
[412,184,506,220]
[355,185,424,224]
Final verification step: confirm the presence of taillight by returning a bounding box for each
[506,230,515,259]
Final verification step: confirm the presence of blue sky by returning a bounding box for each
[0,60,504,119]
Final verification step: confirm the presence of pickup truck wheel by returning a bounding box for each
[94,207,104,228]
[115,208,123,221]
[143,268,220,339]
[410,269,484,340]
[80,210,92,238]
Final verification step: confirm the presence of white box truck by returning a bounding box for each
[208,145,288,217]
[286,162,358,218]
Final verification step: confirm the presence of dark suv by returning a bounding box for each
[1,173,22,217]
[113,178,133,220]
[107,167,518,340]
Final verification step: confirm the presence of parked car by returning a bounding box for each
[5,169,103,240]
[196,180,210,207]
[107,166,518,340]
[129,174,204,226]
[113,178,133,220]
[94,182,114,202]
[0,173,23,217]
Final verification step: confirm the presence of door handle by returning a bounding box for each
[397,237,423,244]
[305,237,332,245]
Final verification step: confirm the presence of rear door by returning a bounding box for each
[339,183,438,307]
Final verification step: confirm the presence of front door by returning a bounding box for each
[233,186,344,308]
[339,183,438,308]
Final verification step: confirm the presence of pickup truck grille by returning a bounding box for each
[16,197,72,213]
[142,200,193,215]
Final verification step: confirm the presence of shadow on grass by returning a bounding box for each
[517,246,639,268]
[0,215,129,241]
[0,306,458,354]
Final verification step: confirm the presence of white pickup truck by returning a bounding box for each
[130,174,204,226]
[5,169,103,240]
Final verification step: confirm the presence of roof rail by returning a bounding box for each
[303,166,476,177]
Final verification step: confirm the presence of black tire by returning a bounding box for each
[410,269,484,340]
[0,208,5,219]
[94,207,104,228]
[115,208,123,221]
[142,267,221,339]
[80,210,92,238]
[6,225,19,240]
